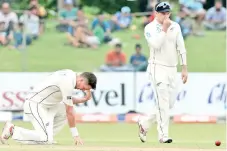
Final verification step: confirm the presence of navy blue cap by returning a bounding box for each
[155,2,171,12]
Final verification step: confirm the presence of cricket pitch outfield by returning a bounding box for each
[0,122,225,151]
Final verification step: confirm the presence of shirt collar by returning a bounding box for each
[154,18,162,26]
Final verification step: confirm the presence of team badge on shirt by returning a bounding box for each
[156,26,162,33]
[146,32,151,38]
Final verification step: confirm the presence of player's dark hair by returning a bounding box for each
[81,72,97,90]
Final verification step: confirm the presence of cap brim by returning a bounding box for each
[157,9,170,13]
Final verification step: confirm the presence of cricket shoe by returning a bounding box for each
[137,118,147,143]
[1,122,14,144]
[159,137,173,143]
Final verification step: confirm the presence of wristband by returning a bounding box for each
[70,127,79,137]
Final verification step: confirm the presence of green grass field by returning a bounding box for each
[0,22,225,72]
[0,20,225,151]
[0,122,225,151]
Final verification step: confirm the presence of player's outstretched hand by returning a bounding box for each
[181,66,188,84]
[74,136,83,145]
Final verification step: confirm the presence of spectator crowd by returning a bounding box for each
[0,0,46,49]
[144,0,226,39]
[0,0,226,72]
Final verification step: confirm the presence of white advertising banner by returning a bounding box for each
[135,73,227,116]
[0,72,226,116]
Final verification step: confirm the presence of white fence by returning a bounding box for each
[0,72,226,117]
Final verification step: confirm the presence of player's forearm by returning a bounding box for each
[181,64,187,71]
[72,90,92,104]
[65,102,76,128]
[67,113,80,137]
[66,106,80,137]
[67,113,76,128]
[72,97,88,104]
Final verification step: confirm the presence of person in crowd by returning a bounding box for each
[175,11,193,39]
[130,44,147,72]
[109,6,132,32]
[100,43,134,72]
[0,2,18,45]
[11,6,39,49]
[204,0,226,30]
[179,0,206,36]
[91,12,113,44]
[0,19,7,45]
[56,0,78,32]
[29,0,47,34]
[67,9,100,48]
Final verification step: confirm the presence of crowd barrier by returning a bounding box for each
[0,72,226,123]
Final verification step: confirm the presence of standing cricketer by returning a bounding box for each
[138,1,188,143]
[1,69,97,145]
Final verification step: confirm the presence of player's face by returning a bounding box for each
[156,12,170,23]
[77,77,92,91]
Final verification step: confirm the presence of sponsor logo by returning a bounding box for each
[208,83,226,105]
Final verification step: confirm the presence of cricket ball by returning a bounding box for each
[215,140,221,146]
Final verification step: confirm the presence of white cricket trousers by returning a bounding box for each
[12,100,67,144]
[141,63,177,140]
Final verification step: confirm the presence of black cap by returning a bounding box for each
[155,2,171,13]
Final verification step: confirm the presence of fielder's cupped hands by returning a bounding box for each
[163,16,171,32]
[74,136,83,145]
[181,65,188,84]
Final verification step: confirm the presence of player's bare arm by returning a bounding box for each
[181,65,188,84]
[72,90,92,104]
[65,104,83,145]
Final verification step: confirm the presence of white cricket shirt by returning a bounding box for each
[27,69,76,107]
[0,11,18,30]
[144,19,187,67]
